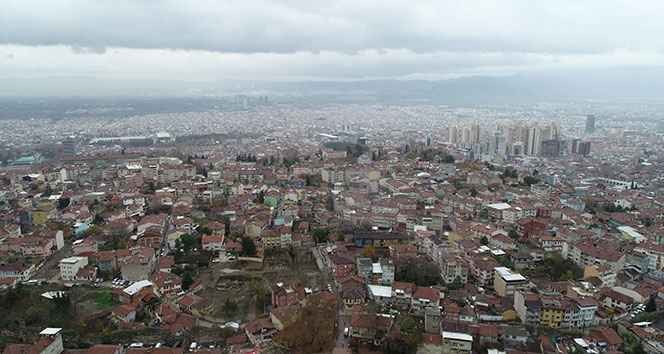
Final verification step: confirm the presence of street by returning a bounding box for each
[33,243,72,282]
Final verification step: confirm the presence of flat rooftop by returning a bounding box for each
[495,266,527,282]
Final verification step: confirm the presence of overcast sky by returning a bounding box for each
[2,0,664,85]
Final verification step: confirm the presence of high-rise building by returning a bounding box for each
[470,122,480,144]
[527,126,542,156]
[449,122,480,146]
[461,127,471,145]
[541,139,562,157]
[585,115,596,134]
[61,137,77,156]
[570,138,581,154]
[578,141,591,156]
[512,142,524,156]
[495,131,507,158]
[448,125,458,144]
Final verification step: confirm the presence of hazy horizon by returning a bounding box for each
[3,1,664,98]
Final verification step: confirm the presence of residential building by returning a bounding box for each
[441,331,473,354]
[493,267,529,297]
[59,256,89,281]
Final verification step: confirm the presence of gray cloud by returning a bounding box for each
[2,0,664,88]
[3,0,664,55]
[70,46,107,55]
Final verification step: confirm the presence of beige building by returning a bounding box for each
[494,267,528,297]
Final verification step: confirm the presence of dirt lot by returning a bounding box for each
[195,247,328,323]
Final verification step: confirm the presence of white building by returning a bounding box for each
[442,331,473,353]
[59,257,88,281]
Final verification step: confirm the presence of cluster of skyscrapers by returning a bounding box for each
[449,119,592,161]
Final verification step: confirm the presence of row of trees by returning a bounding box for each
[418,148,455,163]
[395,258,441,287]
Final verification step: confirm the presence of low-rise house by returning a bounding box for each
[111,303,137,323]
[412,287,440,314]
[119,280,154,304]
[340,276,366,308]
[172,216,195,234]
[332,253,355,279]
[356,257,373,280]
[158,256,175,273]
[152,271,182,298]
[568,239,625,272]
[503,325,529,348]
[2,328,64,354]
[95,250,122,272]
[441,256,469,285]
[367,284,393,305]
[74,265,97,282]
[202,234,224,252]
[244,318,277,346]
[178,294,213,316]
[514,291,542,326]
[468,255,500,287]
[206,221,226,236]
[599,287,637,312]
[392,281,416,310]
[589,327,623,352]
[538,235,567,253]
[72,238,98,255]
[118,247,155,281]
[271,282,305,308]
[514,291,598,329]
[14,236,54,257]
[441,331,473,354]
[350,313,393,345]
[489,233,517,251]
[0,262,36,282]
[137,213,168,235]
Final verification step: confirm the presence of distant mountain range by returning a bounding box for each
[2,67,664,104]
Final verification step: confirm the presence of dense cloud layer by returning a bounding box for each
[4,0,664,54]
[1,1,664,93]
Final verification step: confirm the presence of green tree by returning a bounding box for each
[469,188,478,197]
[256,190,265,204]
[501,167,518,179]
[175,234,200,256]
[396,259,441,286]
[645,296,657,312]
[480,236,489,245]
[222,298,238,317]
[182,272,194,290]
[446,276,464,290]
[533,254,583,281]
[384,314,423,354]
[240,237,257,256]
[312,228,330,244]
[57,197,70,210]
[508,228,519,240]
[523,175,540,186]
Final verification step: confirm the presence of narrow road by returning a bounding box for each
[33,243,72,281]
